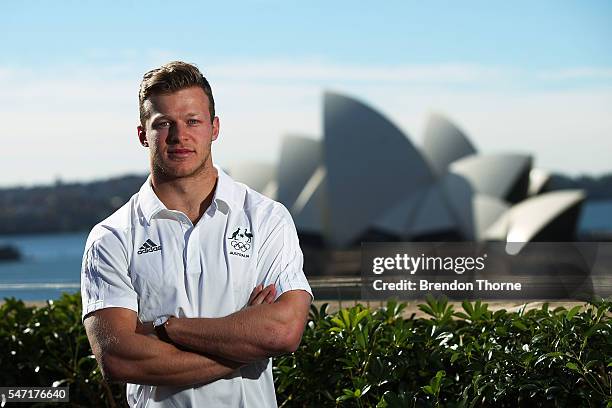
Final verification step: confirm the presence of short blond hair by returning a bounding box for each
[138,61,215,126]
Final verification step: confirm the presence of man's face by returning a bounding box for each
[138,86,219,180]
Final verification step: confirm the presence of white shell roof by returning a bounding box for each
[226,162,277,199]
[371,189,426,237]
[484,190,586,248]
[323,91,435,247]
[472,195,511,240]
[292,166,328,235]
[277,135,322,209]
[528,168,551,196]
[408,183,458,237]
[440,173,509,240]
[422,113,477,176]
[225,92,586,249]
[450,153,532,202]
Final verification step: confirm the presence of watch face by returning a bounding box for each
[154,315,170,327]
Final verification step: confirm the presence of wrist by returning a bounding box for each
[154,315,174,343]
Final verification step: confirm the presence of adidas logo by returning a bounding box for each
[137,239,162,255]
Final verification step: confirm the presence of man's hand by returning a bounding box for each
[138,284,277,339]
[163,290,311,364]
[247,283,277,306]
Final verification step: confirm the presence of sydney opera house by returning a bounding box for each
[228,92,585,251]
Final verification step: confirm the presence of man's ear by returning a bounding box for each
[137,126,149,147]
[212,116,220,142]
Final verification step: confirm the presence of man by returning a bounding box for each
[81,61,313,407]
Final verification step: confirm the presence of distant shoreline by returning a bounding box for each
[0,300,48,307]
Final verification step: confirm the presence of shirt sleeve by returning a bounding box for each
[257,204,313,301]
[81,227,139,321]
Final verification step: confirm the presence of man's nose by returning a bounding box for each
[167,123,189,144]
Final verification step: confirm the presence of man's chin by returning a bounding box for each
[159,169,195,179]
[153,163,209,180]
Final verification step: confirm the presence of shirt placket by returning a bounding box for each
[169,212,195,308]
[180,208,215,308]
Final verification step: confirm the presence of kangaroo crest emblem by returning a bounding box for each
[228,227,253,257]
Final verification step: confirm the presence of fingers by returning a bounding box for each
[264,285,276,303]
[248,284,263,305]
[249,284,276,306]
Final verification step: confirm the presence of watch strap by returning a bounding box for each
[154,317,173,343]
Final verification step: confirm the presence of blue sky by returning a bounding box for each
[3,1,612,68]
[1,1,611,186]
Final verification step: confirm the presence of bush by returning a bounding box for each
[0,293,125,407]
[1,294,610,407]
[275,297,612,407]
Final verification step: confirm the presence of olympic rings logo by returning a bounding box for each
[231,240,251,252]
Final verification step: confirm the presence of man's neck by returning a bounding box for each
[151,166,219,224]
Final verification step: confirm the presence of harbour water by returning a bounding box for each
[0,232,87,301]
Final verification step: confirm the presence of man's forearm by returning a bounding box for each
[164,291,311,363]
[100,331,241,386]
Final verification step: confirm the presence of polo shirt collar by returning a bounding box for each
[138,165,235,224]
[212,165,234,215]
[138,175,166,224]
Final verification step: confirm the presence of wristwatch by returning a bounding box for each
[153,315,173,343]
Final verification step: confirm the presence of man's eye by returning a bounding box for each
[187,119,199,125]
[155,121,170,128]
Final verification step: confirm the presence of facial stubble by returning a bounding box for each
[150,141,213,182]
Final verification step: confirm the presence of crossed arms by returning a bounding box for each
[83,285,311,386]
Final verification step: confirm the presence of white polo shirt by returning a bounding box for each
[81,166,313,408]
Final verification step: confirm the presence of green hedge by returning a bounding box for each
[1,294,611,407]
[0,294,123,407]
[276,298,612,407]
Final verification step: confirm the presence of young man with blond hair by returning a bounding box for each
[81,61,312,407]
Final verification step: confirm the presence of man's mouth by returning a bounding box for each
[168,149,194,159]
